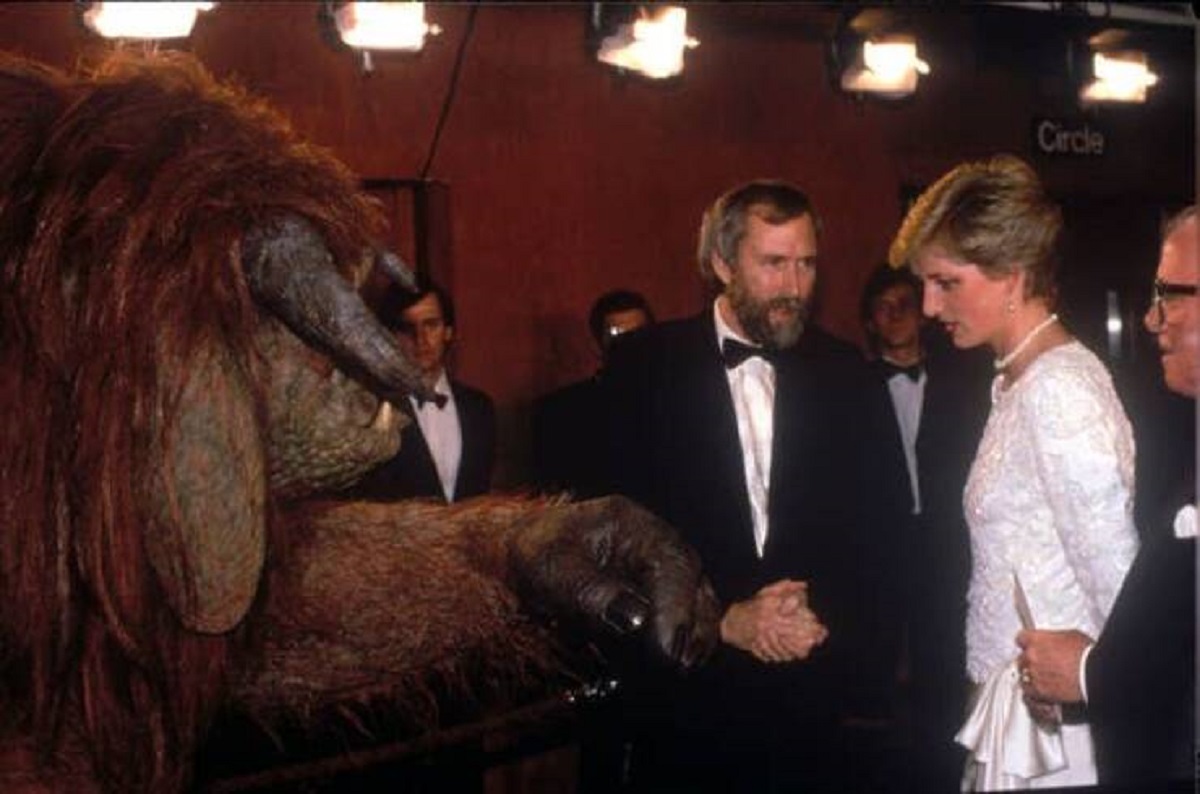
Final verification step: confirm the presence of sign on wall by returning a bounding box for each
[1032,117,1106,157]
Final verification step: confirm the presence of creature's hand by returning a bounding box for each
[508,496,721,669]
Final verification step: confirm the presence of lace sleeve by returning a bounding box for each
[1022,365,1138,625]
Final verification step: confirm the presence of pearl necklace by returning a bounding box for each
[994,313,1058,371]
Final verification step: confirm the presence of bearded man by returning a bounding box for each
[604,180,909,792]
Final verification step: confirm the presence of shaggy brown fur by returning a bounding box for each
[0,52,383,792]
[234,498,582,731]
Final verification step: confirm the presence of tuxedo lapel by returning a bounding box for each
[689,317,758,561]
[449,381,475,479]
[400,405,442,496]
[763,346,811,561]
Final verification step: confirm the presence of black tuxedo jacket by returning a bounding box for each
[906,347,991,650]
[531,374,607,498]
[1088,480,1196,788]
[604,314,909,743]
[870,347,991,766]
[346,380,495,503]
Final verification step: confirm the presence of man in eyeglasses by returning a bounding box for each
[1016,205,1196,788]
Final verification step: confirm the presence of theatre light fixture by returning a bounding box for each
[80,1,214,40]
[328,1,441,53]
[832,9,930,100]
[1080,49,1158,103]
[592,4,698,80]
[840,35,931,97]
[839,33,930,98]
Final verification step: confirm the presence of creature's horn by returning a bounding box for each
[375,247,419,293]
[242,215,433,402]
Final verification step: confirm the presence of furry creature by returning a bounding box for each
[0,52,719,792]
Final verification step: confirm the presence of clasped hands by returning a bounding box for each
[719,579,828,663]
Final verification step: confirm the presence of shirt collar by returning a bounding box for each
[411,369,452,409]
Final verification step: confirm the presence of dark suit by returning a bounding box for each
[532,374,607,498]
[871,345,990,789]
[347,380,495,502]
[604,313,909,792]
[1087,475,1196,790]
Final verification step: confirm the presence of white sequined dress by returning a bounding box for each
[960,341,1138,790]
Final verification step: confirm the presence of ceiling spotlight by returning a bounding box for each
[1081,50,1158,104]
[594,4,698,80]
[840,34,930,99]
[329,1,441,53]
[80,1,215,40]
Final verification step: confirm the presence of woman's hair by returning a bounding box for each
[888,154,1062,300]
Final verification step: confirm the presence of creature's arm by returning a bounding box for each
[232,495,719,722]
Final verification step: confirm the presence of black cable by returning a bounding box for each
[419,2,479,181]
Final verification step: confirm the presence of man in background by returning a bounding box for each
[533,289,655,497]
[859,263,990,790]
[1017,205,1196,789]
[346,279,495,503]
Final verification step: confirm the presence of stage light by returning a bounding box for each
[80,1,214,40]
[594,4,698,80]
[1081,49,1158,103]
[329,1,441,53]
[839,34,930,98]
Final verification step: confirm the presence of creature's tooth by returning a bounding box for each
[370,400,395,431]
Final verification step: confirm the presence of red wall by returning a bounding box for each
[1,3,1192,483]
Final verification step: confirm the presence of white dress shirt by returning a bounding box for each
[408,369,462,502]
[881,357,926,515]
[714,301,775,558]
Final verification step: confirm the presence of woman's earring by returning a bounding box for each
[1006,299,1015,315]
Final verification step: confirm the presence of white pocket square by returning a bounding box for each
[1174,505,1196,540]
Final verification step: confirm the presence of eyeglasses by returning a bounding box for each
[1148,278,1198,329]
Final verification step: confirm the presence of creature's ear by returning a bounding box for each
[144,342,266,634]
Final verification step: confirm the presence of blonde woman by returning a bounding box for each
[889,155,1138,789]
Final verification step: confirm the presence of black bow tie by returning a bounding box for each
[879,359,923,382]
[722,338,778,369]
[415,392,449,409]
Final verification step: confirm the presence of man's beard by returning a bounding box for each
[728,276,809,350]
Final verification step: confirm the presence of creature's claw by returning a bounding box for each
[509,496,720,670]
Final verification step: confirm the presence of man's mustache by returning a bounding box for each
[768,297,807,316]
